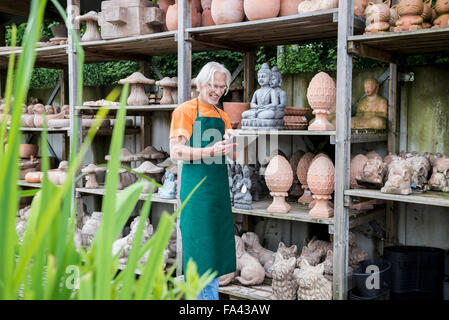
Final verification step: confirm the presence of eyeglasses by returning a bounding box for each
[206,82,228,92]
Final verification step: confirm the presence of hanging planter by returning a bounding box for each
[244,0,280,21]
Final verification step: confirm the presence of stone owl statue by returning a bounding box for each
[294,259,332,300]
[271,252,298,300]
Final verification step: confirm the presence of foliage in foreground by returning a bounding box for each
[0,0,214,300]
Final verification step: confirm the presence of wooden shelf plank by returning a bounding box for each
[76,104,177,115]
[17,180,41,188]
[76,187,177,205]
[235,129,336,136]
[188,9,364,51]
[232,199,334,225]
[219,283,273,300]
[8,127,70,134]
[348,27,449,59]
[345,189,449,208]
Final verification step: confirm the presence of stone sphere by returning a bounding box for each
[296,152,315,186]
[307,155,335,196]
[306,72,336,111]
[265,155,293,193]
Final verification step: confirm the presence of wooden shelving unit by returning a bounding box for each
[5,0,448,301]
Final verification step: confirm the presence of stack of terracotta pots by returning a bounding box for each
[283,107,308,130]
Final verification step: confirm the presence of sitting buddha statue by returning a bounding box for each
[351,78,388,130]
[241,63,278,130]
[270,66,287,120]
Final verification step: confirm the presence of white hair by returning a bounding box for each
[195,61,232,95]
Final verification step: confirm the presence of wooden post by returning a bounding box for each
[140,60,152,150]
[243,51,256,103]
[176,0,192,277]
[386,63,399,246]
[67,0,83,227]
[333,0,354,300]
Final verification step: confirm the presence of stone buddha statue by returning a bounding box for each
[351,78,388,130]
[233,165,253,210]
[241,63,285,130]
[158,171,177,199]
[270,67,287,119]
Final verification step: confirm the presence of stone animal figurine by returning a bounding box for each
[297,236,332,267]
[356,157,387,188]
[80,211,103,247]
[271,252,298,300]
[112,217,156,266]
[393,0,424,32]
[294,260,332,300]
[405,154,431,189]
[381,158,413,195]
[276,241,298,260]
[351,78,388,130]
[428,156,449,192]
[241,232,276,278]
[433,0,449,28]
[16,205,31,241]
[364,1,391,34]
[234,235,265,286]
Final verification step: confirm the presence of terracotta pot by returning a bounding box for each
[201,8,216,26]
[397,0,423,16]
[244,0,280,21]
[25,171,43,183]
[211,0,245,24]
[223,102,250,129]
[201,0,213,9]
[265,155,293,213]
[390,5,400,26]
[280,0,302,16]
[307,72,336,131]
[166,3,201,31]
[19,144,38,158]
[350,154,369,189]
[354,0,368,17]
[158,0,175,13]
[296,152,315,204]
[307,155,334,218]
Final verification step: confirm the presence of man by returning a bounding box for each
[169,62,238,300]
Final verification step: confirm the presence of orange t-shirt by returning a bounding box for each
[169,99,232,141]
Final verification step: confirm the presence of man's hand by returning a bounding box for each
[223,129,237,142]
[211,140,237,157]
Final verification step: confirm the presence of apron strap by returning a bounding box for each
[196,97,223,121]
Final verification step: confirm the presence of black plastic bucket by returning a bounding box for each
[353,259,392,297]
[384,246,445,299]
[445,250,449,276]
[444,279,449,301]
[349,288,389,300]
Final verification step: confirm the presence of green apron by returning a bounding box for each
[180,98,236,277]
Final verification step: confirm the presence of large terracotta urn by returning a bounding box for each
[307,72,336,131]
[354,0,368,17]
[280,0,302,16]
[211,0,245,25]
[433,0,449,28]
[350,154,369,189]
[201,8,216,26]
[296,152,315,204]
[223,102,250,129]
[158,0,175,30]
[244,0,281,21]
[19,144,38,159]
[265,155,293,213]
[307,155,335,218]
[166,1,201,31]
